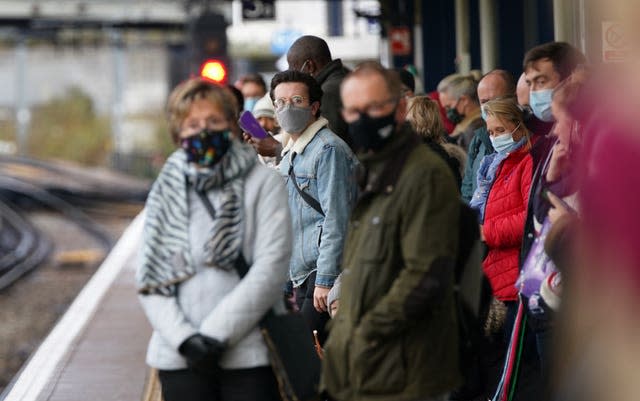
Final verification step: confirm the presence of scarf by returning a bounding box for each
[470,138,526,223]
[137,140,256,296]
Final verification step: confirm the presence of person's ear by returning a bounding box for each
[306,59,318,76]
[395,96,408,123]
[311,100,321,117]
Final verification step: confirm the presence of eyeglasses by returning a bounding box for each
[341,98,398,122]
[273,96,308,110]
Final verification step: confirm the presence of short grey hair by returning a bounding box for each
[437,73,462,93]
[445,76,479,105]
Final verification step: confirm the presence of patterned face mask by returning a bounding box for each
[181,129,231,167]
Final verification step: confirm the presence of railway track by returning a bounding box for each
[0,156,149,291]
[0,200,52,290]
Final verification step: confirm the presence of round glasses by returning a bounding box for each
[273,95,308,110]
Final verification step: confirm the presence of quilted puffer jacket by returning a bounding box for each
[482,146,533,301]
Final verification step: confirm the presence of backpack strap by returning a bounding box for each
[288,152,325,217]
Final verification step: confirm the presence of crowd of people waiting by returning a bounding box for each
[135,33,640,401]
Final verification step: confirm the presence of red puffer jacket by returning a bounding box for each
[482,147,533,301]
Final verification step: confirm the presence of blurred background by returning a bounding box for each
[0,0,624,177]
[0,0,381,177]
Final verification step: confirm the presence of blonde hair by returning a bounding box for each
[406,96,445,143]
[483,98,530,144]
[166,77,239,144]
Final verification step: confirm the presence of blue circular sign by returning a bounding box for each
[271,29,302,55]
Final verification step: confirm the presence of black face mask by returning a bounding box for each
[446,107,464,124]
[347,110,397,153]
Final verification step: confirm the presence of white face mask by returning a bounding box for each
[490,123,521,153]
[530,88,554,122]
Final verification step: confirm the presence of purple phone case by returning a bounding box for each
[239,111,269,139]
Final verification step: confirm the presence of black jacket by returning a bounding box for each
[315,59,352,149]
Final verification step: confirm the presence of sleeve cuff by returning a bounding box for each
[315,273,338,288]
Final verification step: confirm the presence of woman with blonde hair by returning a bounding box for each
[470,97,533,324]
[406,95,465,185]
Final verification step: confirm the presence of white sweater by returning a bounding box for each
[138,162,292,370]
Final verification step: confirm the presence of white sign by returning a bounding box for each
[602,21,629,63]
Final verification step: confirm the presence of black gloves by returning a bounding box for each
[178,334,226,374]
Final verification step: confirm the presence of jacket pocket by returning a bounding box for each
[349,332,406,394]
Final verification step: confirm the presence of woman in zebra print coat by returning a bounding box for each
[136,77,292,401]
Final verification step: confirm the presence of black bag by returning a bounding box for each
[450,202,493,400]
[197,191,321,401]
[234,256,321,401]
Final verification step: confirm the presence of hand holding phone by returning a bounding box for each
[544,189,576,224]
[238,110,269,139]
[543,189,574,212]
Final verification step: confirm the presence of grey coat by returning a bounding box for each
[139,163,292,370]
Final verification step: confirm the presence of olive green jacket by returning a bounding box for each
[321,128,461,401]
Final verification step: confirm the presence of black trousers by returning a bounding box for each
[158,366,281,401]
[295,271,330,345]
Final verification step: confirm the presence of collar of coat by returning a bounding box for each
[281,117,329,159]
[451,108,482,138]
[357,124,421,198]
[314,59,346,84]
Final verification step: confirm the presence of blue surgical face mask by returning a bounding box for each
[481,105,488,121]
[244,97,259,112]
[490,123,521,153]
[529,89,554,122]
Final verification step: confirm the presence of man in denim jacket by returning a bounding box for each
[271,70,358,343]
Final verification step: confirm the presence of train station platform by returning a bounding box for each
[1,212,156,401]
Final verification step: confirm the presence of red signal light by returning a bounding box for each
[200,60,227,83]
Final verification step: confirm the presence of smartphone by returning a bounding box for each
[238,110,269,139]
[542,189,576,213]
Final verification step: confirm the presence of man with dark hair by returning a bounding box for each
[523,41,586,123]
[461,69,515,202]
[516,42,586,401]
[321,62,460,401]
[516,72,554,138]
[521,41,585,262]
[271,70,358,344]
[287,35,352,149]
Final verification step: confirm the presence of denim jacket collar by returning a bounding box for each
[281,117,329,158]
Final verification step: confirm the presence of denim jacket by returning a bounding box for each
[279,118,359,288]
